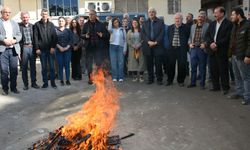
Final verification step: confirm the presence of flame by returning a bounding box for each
[61,69,120,149]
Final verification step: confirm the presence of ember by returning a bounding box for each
[29,69,125,150]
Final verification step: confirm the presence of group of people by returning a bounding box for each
[0,6,249,105]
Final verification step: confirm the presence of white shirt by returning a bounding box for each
[3,19,13,39]
[214,17,225,42]
[110,28,122,46]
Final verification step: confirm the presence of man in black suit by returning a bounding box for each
[205,6,233,94]
[141,7,165,85]
[166,13,190,87]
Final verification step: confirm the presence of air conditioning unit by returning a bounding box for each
[85,1,112,12]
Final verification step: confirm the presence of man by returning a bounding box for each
[19,12,39,90]
[33,9,57,89]
[0,7,22,95]
[166,13,190,87]
[81,10,109,84]
[187,12,209,89]
[205,6,232,95]
[78,16,86,75]
[228,7,250,105]
[248,12,250,20]
[186,13,194,30]
[141,7,165,85]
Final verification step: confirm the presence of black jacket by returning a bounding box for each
[33,19,57,51]
[141,17,165,56]
[81,19,109,52]
[229,19,250,59]
[205,18,233,57]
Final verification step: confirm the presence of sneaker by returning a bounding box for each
[60,80,65,86]
[112,79,117,82]
[132,77,138,82]
[118,79,123,82]
[66,80,71,85]
[139,77,144,82]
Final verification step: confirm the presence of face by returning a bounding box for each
[186,14,193,22]
[41,11,49,21]
[66,18,71,25]
[113,19,119,28]
[214,8,224,21]
[148,10,156,20]
[139,17,144,23]
[89,11,97,22]
[197,15,205,24]
[174,14,182,26]
[122,19,128,27]
[58,18,66,27]
[21,13,30,24]
[230,11,238,23]
[78,17,84,26]
[1,7,11,21]
[132,20,138,29]
[72,20,77,27]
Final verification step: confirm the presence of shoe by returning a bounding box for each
[112,79,117,82]
[157,81,163,85]
[88,80,93,85]
[11,89,20,94]
[66,80,71,85]
[139,77,144,82]
[187,84,196,88]
[31,83,40,89]
[2,90,8,95]
[132,77,138,82]
[227,94,243,99]
[23,86,29,90]
[241,100,248,105]
[60,80,65,86]
[223,90,229,95]
[209,88,220,91]
[119,79,124,82]
[165,82,173,86]
[147,80,154,85]
[51,82,57,89]
[42,83,48,88]
[178,83,184,87]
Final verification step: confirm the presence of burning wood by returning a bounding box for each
[29,69,125,150]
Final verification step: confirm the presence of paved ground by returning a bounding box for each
[0,64,250,150]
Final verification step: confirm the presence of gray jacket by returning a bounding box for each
[188,22,209,46]
[0,19,22,55]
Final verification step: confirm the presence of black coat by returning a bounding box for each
[205,18,233,57]
[33,20,57,51]
[141,18,165,56]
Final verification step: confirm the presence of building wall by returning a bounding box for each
[148,0,201,24]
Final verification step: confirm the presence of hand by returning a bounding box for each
[189,44,194,48]
[85,33,90,38]
[73,46,78,51]
[50,48,55,54]
[210,42,217,51]
[244,57,250,64]
[36,49,41,55]
[3,39,12,46]
[200,43,205,49]
[148,41,155,48]
[97,32,103,38]
[11,39,16,45]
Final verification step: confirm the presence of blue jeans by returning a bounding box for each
[22,47,36,86]
[232,56,250,102]
[56,49,71,81]
[0,48,18,91]
[40,50,56,85]
[190,48,207,87]
[109,44,124,80]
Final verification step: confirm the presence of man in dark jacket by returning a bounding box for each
[141,7,165,85]
[81,10,109,84]
[33,9,58,89]
[166,13,190,87]
[205,6,232,94]
[228,7,250,105]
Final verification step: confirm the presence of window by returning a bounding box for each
[115,0,148,13]
[168,0,181,14]
[43,0,78,16]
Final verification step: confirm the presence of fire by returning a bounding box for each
[61,69,120,149]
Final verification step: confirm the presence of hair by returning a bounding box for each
[89,9,97,15]
[131,18,141,33]
[188,13,193,19]
[148,7,157,13]
[58,16,66,21]
[112,17,121,28]
[41,8,48,13]
[20,11,29,17]
[215,6,226,15]
[232,7,245,19]
[174,12,183,21]
[70,19,81,36]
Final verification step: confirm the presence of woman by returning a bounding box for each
[55,16,72,86]
[108,18,127,82]
[70,19,82,80]
[127,19,146,82]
